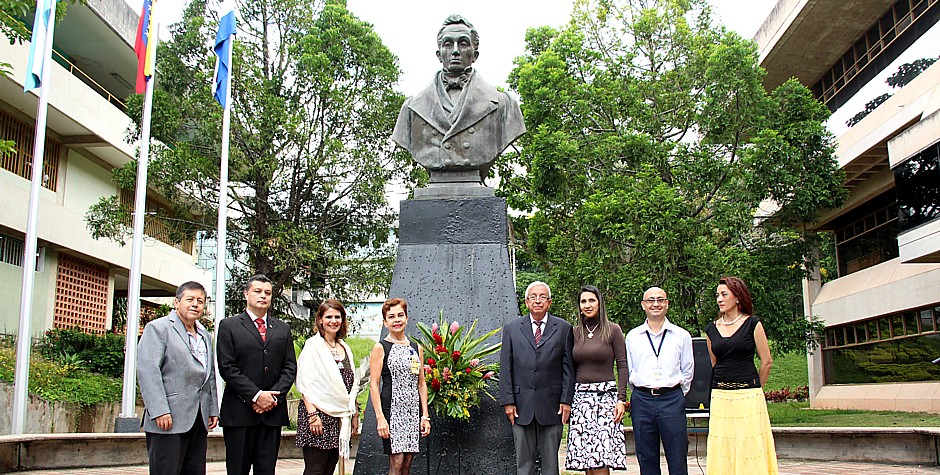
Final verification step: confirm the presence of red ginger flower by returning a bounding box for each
[427,357,436,366]
[452,350,461,359]
[431,378,441,391]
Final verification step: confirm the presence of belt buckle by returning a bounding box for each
[651,388,661,396]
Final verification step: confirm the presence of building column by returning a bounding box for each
[803,242,825,403]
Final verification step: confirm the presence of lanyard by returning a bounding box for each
[645,329,666,358]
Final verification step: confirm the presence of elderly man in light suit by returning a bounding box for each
[138,281,219,475]
[500,281,575,475]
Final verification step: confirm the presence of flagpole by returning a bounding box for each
[12,0,58,436]
[117,22,160,432]
[213,26,234,409]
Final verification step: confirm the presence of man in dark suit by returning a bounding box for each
[138,281,219,475]
[217,274,297,475]
[499,281,575,475]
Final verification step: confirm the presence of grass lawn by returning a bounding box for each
[763,350,809,391]
[767,401,940,426]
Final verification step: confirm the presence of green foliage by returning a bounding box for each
[0,344,121,406]
[499,0,845,352]
[84,0,416,309]
[37,328,126,378]
[413,315,501,420]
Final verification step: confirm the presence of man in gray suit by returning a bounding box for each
[500,281,575,475]
[138,281,219,475]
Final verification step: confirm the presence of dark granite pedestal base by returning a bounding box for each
[353,196,518,475]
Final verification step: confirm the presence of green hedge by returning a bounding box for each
[36,328,126,378]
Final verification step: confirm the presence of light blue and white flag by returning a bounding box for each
[24,0,57,92]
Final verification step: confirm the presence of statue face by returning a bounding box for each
[436,23,478,74]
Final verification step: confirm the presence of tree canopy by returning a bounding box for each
[86,0,414,329]
[497,0,846,351]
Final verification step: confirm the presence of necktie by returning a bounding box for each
[534,320,542,345]
[255,317,266,343]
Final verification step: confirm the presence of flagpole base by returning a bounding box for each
[114,416,140,433]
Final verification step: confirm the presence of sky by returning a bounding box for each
[128,0,940,145]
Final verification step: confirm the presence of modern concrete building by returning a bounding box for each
[1,0,211,337]
[755,0,940,411]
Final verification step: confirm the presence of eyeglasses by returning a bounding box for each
[642,298,668,304]
[527,295,550,302]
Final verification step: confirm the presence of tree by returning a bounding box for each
[85,0,414,330]
[497,0,845,352]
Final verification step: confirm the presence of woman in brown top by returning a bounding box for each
[564,285,629,474]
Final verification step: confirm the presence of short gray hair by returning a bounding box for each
[525,281,551,299]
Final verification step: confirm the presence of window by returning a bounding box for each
[895,141,940,233]
[822,302,940,384]
[0,109,61,191]
[0,233,24,266]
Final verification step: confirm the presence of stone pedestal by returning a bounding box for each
[353,196,518,475]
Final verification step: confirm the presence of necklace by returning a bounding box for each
[386,335,409,345]
[720,314,745,326]
[325,338,343,361]
[586,323,599,339]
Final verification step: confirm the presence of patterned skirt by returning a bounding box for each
[706,388,779,475]
[565,381,628,471]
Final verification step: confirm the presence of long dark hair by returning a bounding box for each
[575,285,612,344]
[717,276,754,318]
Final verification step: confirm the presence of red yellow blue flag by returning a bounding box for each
[134,0,157,94]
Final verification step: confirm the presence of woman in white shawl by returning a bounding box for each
[296,299,359,475]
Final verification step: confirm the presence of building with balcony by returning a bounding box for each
[1,0,211,337]
[755,0,940,411]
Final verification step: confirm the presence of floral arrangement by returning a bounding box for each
[413,315,501,420]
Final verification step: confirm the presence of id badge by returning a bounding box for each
[652,365,663,380]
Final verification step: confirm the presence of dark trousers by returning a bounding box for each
[302,446,339,475]
[146,415,208,475]
[223,424,282,475]
[630,389,689,475]
[511,421,563,475]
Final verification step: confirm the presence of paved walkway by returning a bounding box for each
[15,457,940,474]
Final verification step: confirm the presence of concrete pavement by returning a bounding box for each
[15,457,940,474]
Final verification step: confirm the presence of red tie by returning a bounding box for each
[534,320,542,345]
[255,317,266,343]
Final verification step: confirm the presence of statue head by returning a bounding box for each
[436,14,480,75]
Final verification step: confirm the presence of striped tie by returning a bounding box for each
[255,317,266,343]
[534,320,542,345]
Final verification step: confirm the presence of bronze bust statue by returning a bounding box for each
[392,14,526,194]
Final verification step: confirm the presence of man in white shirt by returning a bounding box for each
[626,287,694,475]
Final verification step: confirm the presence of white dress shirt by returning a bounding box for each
[626,318,694,395]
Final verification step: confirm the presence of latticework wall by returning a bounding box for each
[53,254,109,334]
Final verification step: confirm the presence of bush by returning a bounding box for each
[765,385,810,403]
[37,328,126,378]
[0,345,122,406]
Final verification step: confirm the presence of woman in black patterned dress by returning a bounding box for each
[369,298,431,475]
[296,299,359,475]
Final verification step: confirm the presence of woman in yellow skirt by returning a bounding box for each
[704,276,778,475]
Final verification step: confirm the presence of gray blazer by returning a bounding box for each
[138,310,219,434]
[499,313,575,426]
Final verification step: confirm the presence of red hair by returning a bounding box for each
[718,276,754,317]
